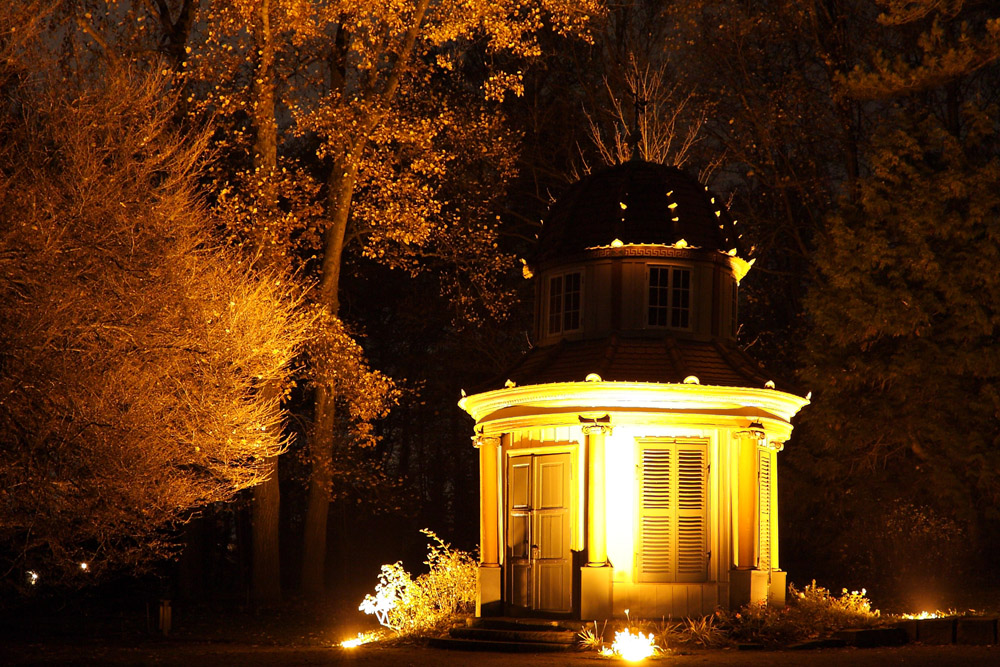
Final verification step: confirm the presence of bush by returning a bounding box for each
[718,580,881,646]
[359,529,476,637]
[788,580,880,633]
[576,580,882,653]
[717,602,798,645]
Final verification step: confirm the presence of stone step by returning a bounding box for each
[833,627,908,648]
[894,616,999,645]
[467,617,582,633]
[787,638,848,650]
[449,626,577,645]
[427,636,577,652]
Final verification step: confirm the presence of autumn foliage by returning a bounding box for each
[0,31,312,588]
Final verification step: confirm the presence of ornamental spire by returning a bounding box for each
[629,89,647,161]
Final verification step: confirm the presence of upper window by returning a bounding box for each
[731,281,739,338]
[648,266,691,329]
[547,271,581,335]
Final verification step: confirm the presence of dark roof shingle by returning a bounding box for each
[499,334,784,391]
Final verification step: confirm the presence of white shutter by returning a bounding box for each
[638,441,708,583]
[676,444,708,582]
[758,448,772,572]
[638,447,672,581]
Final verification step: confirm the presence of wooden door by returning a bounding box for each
[506,452,572,613]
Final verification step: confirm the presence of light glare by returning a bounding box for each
[340,631,380,648]
[606,628,657,662]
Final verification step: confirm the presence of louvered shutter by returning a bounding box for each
[638,447,672,582]
[638,441,708,583]
[757,449,772,572]
[675,444,708,582]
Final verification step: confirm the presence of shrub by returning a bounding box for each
[359,529,477,637]
[580,581,882,652]
[788,580,880,633]
[718,581,881,645]
[717,602,799,645]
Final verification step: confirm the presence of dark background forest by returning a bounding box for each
[2,0,998,625]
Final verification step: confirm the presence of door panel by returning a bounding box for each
[508,459,532,608]
[536,561,568,611]
[509,515,529,558]
[538,459,565,508]
[537,513,565,559]
[511,462,531,508]
[506,452,572,614]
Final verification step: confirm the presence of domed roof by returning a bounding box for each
[536,160,741,264]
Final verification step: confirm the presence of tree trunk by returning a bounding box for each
[249,0,283,604]
[301,385,336,594]
[251,456,282,603]
[299,141,359,594]
[299,0,430,594]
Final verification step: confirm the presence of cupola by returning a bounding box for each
[460,158,808,622]
[511,160,772,390]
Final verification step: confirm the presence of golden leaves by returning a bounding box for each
[0,52,316,582]
[304,311,399,447]
[839,2,1000,100]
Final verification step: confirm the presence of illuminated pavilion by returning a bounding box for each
[459,160,809,620]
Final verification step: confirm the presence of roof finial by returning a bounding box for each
[629,89,647,162]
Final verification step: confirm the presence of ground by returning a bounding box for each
[3,592,998,666]
[3,640,999,666]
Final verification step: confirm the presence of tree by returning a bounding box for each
[797,1,1000,592]
[0,14,312,591]
[282,0,600,593]
[180,0,601,593]
[59,0,597,596]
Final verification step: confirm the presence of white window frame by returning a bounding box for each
[731,280,739,339]
[647,265,692,330]
[546,270,582,336]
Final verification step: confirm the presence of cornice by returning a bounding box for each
[477,410,795,442]
[459,380,809,425]
[535,245,752,283]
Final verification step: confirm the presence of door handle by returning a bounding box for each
[531,544,539,559]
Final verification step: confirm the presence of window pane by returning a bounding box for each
[563,272,581,331]
[648,267,669,326]
[548,276,562,334]
[731,282,738,338]
[671,268,690,328]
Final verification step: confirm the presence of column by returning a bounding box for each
[768,442,786,607]
[729,431,768,608]
[584,424,609,566]
[581,422,612,619]
[475,433,502,616]
[736,433,757,569]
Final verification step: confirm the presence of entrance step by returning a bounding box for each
[427,637,577,652]
[428,618,583,652]
[450,626,577,644]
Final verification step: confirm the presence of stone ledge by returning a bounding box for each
[833,627,908,648]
